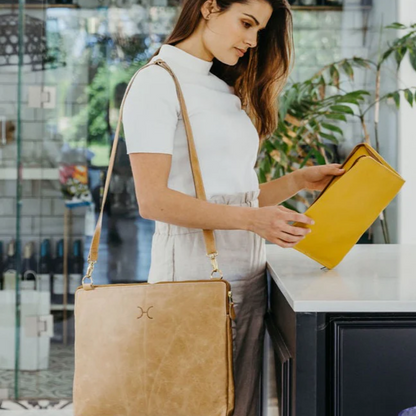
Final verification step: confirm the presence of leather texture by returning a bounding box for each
[292,142,405,269]
[73,280,235,416]
[73,58,235,415]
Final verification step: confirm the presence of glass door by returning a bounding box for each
[0,0,178,406]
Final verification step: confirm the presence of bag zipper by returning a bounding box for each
[304,144,371,210]
[76,279,236,320]
[228,290,236,320]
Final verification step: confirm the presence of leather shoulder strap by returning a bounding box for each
[85,58,220,279]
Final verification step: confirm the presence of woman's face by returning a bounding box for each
[201,0,273,65]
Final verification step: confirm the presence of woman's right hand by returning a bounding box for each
[248,205,315,248]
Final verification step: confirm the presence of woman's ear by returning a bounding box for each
[200,0,212,19]
[200,0,220,19]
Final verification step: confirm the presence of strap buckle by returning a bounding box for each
[82,260,97,286]
[206,252,223,279]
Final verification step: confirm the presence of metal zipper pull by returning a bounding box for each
[228,290,236,320]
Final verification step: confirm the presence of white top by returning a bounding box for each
[122,44,261,199]
[266,243,416,312]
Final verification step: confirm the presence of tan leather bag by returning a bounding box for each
[72,58,236,416]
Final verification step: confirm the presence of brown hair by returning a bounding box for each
[149,0,293,142]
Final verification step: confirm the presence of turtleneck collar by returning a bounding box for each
[156,44,213,75]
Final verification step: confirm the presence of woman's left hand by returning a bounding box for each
[299,164,346,191]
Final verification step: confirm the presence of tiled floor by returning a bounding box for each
[0,399,73,413]
[0,344,74,400]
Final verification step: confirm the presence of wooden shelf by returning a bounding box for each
[291,5,372,11]
[0,3,372,10]
[292,5,341,10]
[0,167,59,180]
[50,304,74,311]
[0,3,80,8]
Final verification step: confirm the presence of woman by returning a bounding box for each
[122,0,345,414]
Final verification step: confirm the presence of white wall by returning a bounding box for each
[358,0,400,244]
[397,0,416,244]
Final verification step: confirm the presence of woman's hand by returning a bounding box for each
[248,205,315,248]
[298,164,345,192]
[247,163,346,248]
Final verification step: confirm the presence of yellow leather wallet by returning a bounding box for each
[292,142,406,269]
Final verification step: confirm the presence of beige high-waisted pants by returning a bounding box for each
[147,189,268,416]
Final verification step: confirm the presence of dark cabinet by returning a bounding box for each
[266,270,416,416]
[331,319,416,416]
[266,314,292,416]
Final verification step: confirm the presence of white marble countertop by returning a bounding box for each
[266,244,416,312]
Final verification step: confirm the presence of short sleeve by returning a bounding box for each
[122,64,180,155]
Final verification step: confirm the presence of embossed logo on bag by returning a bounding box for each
[137,306,154,319]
